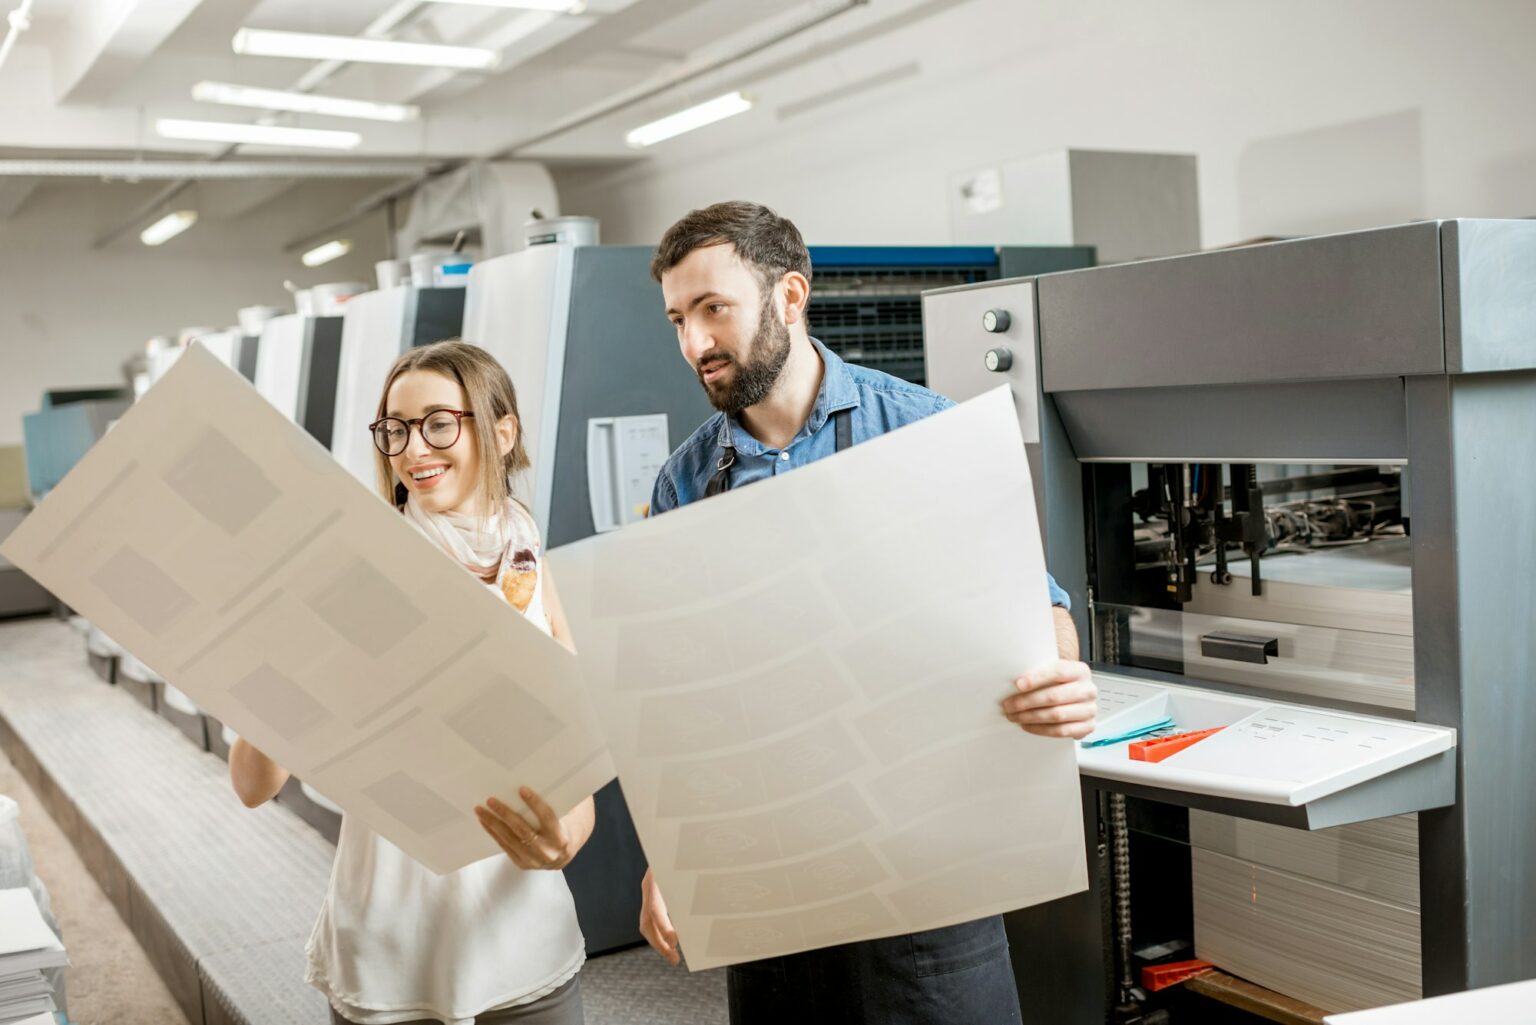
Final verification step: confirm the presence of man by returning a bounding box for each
[639,201,1097,1024]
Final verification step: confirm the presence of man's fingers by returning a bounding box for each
[1014,659,1088,690]
[641,914,681,966]
[640,868,682,967]
[1005,699,1098,727]
[1003,681,1097,716]
[1020,717,1098,741]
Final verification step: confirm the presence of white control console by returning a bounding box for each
[1079,671,1457,828]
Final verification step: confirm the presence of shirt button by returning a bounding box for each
[779,451,790,461]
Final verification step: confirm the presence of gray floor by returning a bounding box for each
[0,616,727,1024]
[0,747,191,1025]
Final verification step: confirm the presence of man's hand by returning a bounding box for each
[475,787,585,870]
[1003,659,1097,740]
[639,867,681,966]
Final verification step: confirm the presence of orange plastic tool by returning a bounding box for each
[1129,726,1225,762]
[1141,959,1215,991]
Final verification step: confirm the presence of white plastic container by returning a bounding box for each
[237,305,284,335]
[375,259,410,289]
[525,215,599,248]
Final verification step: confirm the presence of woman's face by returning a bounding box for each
[383,370,482,516]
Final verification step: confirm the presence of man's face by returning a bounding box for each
[662,243,792,414]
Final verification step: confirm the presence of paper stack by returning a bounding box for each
[1189,811,1421,1013]
[0,888,67,1024]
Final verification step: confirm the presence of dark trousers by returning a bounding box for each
[727,916,1021,1025]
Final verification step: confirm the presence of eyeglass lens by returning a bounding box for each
[373,412,463,456]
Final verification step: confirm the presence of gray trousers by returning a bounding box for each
[329,975,583,1025]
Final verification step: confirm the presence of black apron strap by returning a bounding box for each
[704,408,854,498]
[704,447,735,498]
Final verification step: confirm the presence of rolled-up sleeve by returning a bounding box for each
[1046,572,1071,610]
[649,469,680,517]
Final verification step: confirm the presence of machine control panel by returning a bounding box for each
[923,280,1040,444]
[1078,671,1456,812]
[586,414,670,533]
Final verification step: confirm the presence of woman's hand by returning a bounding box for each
[475,788,594,870]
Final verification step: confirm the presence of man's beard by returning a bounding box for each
[696,293,792,414]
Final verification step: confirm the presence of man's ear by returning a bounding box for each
[495,414,519,459]
[781,271,811,327]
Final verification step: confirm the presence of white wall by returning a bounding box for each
[0,178,388,447]
[553,0,1536,247]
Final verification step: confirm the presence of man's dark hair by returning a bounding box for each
[650,201,811,289]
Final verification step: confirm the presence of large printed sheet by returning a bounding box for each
[1325,980,1536,1024]
[549,387,1088,970]
[1,344,614,874]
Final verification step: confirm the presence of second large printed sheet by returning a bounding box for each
[549,387,1088,971]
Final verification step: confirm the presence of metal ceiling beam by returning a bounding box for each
[90,0,431,250]
[92,145,234,249]
[283,0,871,252]
[4,159,443,179]
[52,0,210,103]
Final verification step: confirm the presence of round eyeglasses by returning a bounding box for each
[368,410,475,457]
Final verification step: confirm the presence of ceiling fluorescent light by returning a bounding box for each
[626,92,753,148]
[422,0,584,11]
[232,28,500,70]
[156,118,362,150]
[302,239,353,267]
[192,81,419,122]
[140,210,198,246]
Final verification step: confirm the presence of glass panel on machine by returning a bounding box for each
[1090,462,1415,713]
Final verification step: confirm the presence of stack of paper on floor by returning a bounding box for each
[0,888,66,1024]
[1190,811,1420,1013]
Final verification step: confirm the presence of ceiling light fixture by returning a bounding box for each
[421,0,585,11]
[302,239,353,267]
[232,27,500,70]
[192,81,419,122]
[140,210,198,246]
[625,91,753,148]
[156,118,362,150]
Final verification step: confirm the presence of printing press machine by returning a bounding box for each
[251,312,346,451]
[922,219,1536,1021]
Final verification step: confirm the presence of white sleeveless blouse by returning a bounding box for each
[305,502,584,1024]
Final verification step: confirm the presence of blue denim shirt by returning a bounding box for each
[651,337,1071,609]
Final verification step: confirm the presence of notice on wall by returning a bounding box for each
[549,387,1088,971]
[1,344,614,875]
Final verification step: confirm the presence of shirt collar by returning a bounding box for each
[714,337,861,456]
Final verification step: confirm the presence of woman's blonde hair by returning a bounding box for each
[372,339,530,514]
